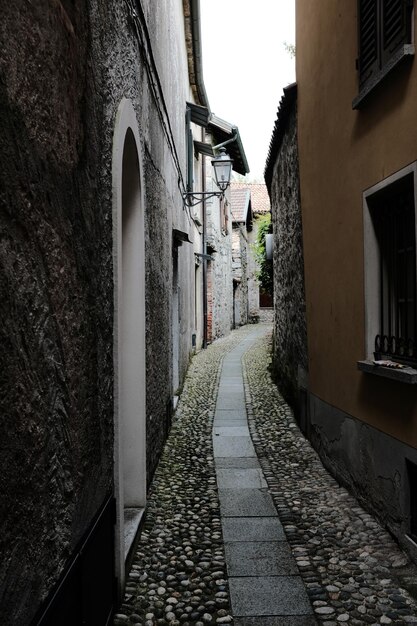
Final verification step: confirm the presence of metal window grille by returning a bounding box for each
[371,174,417,364]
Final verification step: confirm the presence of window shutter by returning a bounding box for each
[358,0,379,87]
[381,0,410,65]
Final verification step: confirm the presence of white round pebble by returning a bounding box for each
[315,606,335,615]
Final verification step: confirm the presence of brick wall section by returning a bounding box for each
[267,95,308,408]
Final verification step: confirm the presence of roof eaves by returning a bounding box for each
[184,0,210,111]
[264,82,297,194]
[208,117,250,176]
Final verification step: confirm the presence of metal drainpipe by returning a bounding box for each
[202,127,208,349]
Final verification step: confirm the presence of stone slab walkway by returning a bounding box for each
[114,324,417,626]
[213,330,315,624]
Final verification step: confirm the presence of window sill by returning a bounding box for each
[352,44,415,110]
[357,360,417,384]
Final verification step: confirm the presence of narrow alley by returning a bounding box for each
[114,325,417,626]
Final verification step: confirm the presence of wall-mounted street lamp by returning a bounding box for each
[183,148,233,208]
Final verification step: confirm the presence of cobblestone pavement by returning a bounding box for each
[115,324,417,626]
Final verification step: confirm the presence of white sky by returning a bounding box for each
[200,0,295,181]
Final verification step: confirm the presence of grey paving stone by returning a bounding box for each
[222,517,286,542]
[218,488,277,517]
[215,457,261,469]
[214,409,246,421]
[217,390,245,400]
[225,541,298,576]
[221,365,242,374]
[234,617,317,626]
[217,376,242,384]
[213,436,256,458]
[216,396,246,410]
[213,419,248,427]
[217,387,245,395]
[216,468,267,489]
[213,426,250,436]
[229,576,313,617]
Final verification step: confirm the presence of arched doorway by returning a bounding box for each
[112,98,146,594]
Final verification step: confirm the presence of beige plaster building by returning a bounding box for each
[294,0,417,561]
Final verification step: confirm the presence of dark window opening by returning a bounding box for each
[369,173,417,364]
[407,460,417,541]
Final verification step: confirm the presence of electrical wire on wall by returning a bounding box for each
[123,0,198,229]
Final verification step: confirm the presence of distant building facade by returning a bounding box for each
[202,119,249,343]
[231,186,253,327]
[231,182,271,323]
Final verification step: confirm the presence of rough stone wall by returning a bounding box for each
[269,103,308,409]
[206,198,233,341]
[0,0,194,623]
[232,226,249,326]
[247,219,261,321]
[0,3,113,623]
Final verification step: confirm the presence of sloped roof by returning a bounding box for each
[230,182,270,215]
[231,186,251,223]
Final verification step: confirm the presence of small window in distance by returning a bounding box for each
[407,460,417,542]
[354,0,414,107]
[363,164,417,365]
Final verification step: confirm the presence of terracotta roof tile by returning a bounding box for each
[230,182,270,215]
[230,187,250,222]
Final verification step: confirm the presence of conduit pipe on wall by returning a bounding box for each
[190,0,210,110]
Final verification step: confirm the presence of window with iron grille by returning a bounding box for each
[354,0,414,107]
[367,172,417,364]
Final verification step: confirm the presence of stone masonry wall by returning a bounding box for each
[247,218,262,322]
[232,226,249,326]
[0,1,194,623]
[269,102,308,409]
[206,197,233,341]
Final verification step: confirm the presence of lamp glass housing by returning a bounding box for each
[212,148,233,192]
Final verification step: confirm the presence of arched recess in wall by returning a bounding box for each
[112,98,146,593]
